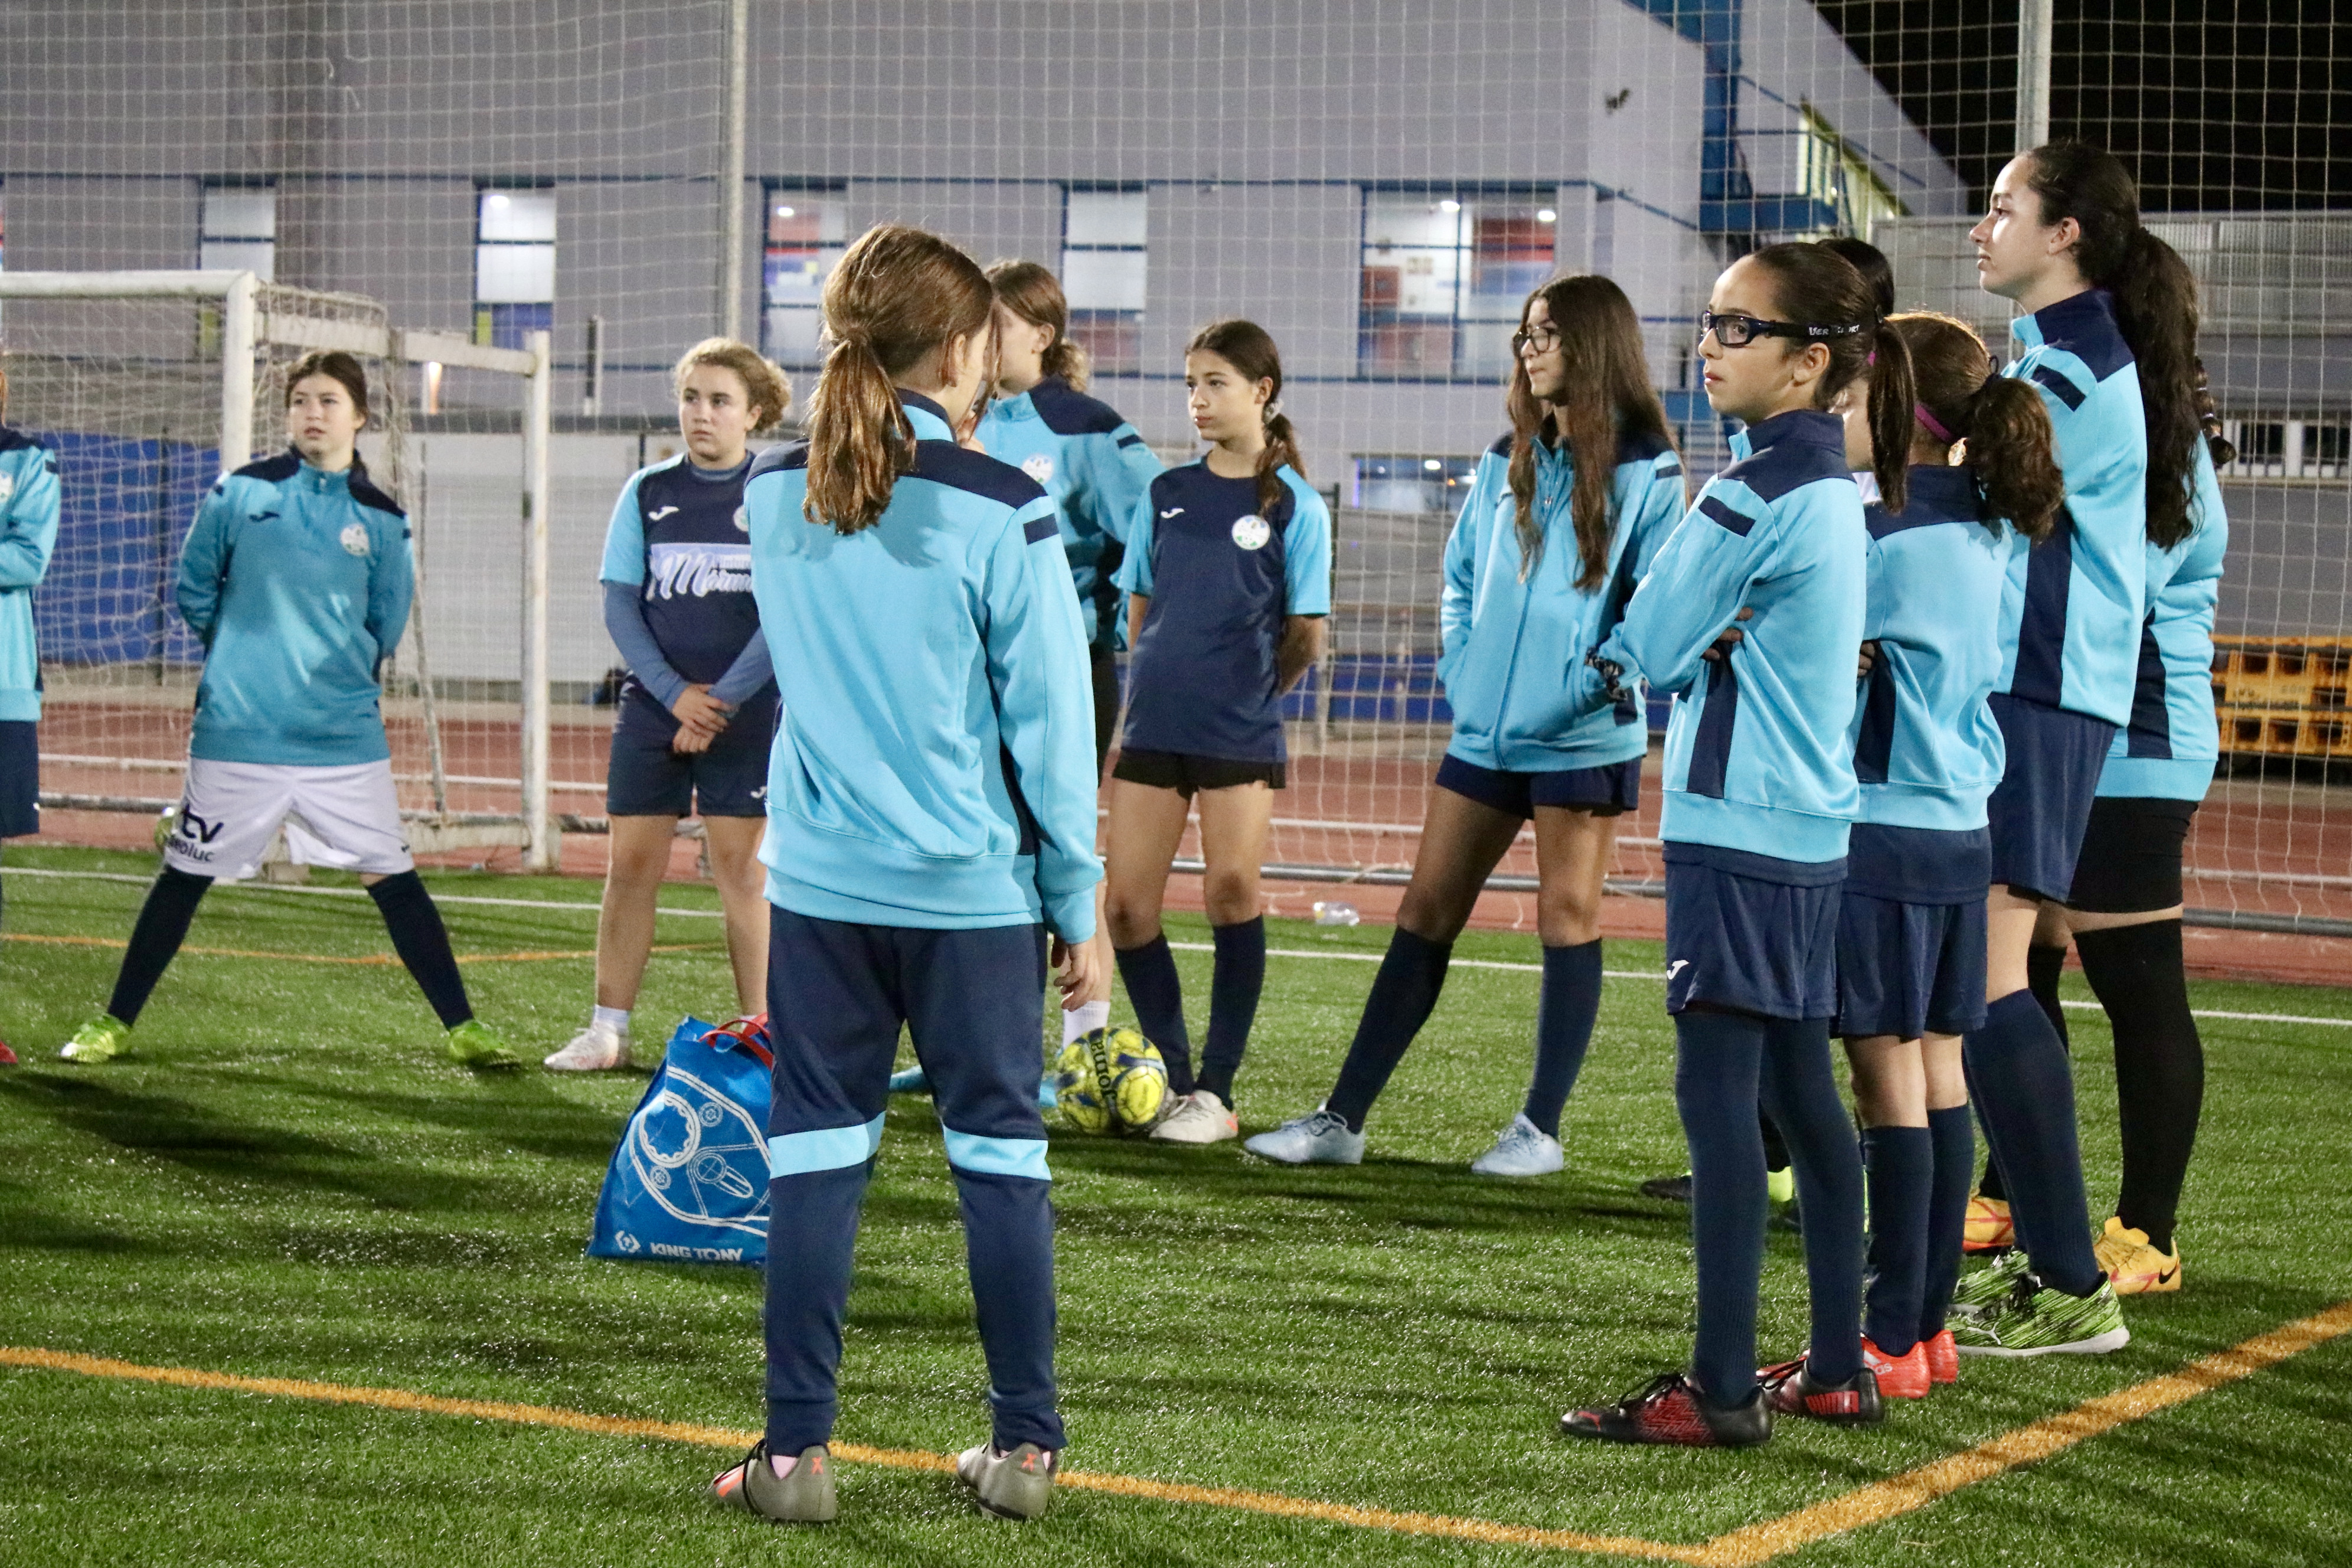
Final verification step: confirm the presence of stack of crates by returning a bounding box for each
[2211,636,2352,757]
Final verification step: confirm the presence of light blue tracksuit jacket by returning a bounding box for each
[2099,440,2227,800]
[0,428,63,723]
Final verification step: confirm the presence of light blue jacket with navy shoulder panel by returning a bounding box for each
[0,427,63,723]
[2098,439,2227,801]
[1850,465,2011,831]
[1593,410,1867,864]
[177,450,414,766]
[976,377,1163,648]
[1998,289,2149,726]
[744,391,1102,942]
[1439,426,1685,772]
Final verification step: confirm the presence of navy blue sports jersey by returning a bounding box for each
[1115,460,1332,766]
[599,454,761,687]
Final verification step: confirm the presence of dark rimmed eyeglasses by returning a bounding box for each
[1511,324,1563,355]
[1697,311,1867,349]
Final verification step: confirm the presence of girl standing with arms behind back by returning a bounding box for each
[1103,320,1329,1145]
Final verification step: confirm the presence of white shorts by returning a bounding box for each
[162,757,414,881]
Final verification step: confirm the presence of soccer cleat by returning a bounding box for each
[1922,1328,1959,1385]
[1148,1089,1238,1144]
[1861,1337,1931,1400]
[1951,1272,2130,1357]
[543,1020,629,1072]
[1560,1371,1771,1448]
[1758,1357,1884,1425]
[60,1013,132,1064]
[1639,1172,1693,1202]
[445,1019,522,1072]
[1242,1107,1365,1165]
[1964,1193,2015,1253]
[1948,1245,2033,1313]
[710,1440,837,1524]
[0,1038,18,1067]
[1471,1113,1564,1177]
[887,1064,929,1095]
[955,1440,1058,1520]
[2095,1216,2182,1295]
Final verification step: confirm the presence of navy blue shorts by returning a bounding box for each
[0,720,37,838]
[606,686,775,818]
[1837,893,1987,1040]
[1663,842,1844,1020]
[1984,694,2116,903]
[1435,753,1642,819]
[1112,749,1285,795]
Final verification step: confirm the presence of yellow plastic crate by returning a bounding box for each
[2211,636,2352,757]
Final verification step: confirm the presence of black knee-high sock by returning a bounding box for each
[1760,1017,1865,1384]
[1963,990,2102,1296]
[1760,1110,1792,1174]
[1985,943,2074,1203]
[1674,1009,1769,1405]
[1860,1124,1932,1357]
[367,871,473,1028]
[1196,916,1265,1107]
[1115,936,1193,1093]
[2076,920,2201,1253]
[1522,939,1602,1138]
[107,867,214,1024]
[1325,928,1452,1132]
[1920,1105,1975,1341]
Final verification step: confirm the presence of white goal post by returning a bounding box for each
[0,269,560,870]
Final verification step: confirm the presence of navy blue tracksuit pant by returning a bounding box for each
[762,905,1063,1455]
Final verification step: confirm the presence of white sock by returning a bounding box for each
[593,1005,632,1037]
[1062,998,1110,1046]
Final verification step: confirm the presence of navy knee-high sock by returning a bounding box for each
[1196,916,1265,1107]
[2077,920,2202,1254]
[1521,939,1602,1138]
[107,867,213,1024]
[956,1168,1064,1453]
[1674,1010,1769,1405]
[367,870,474,1028]
[1985,943,2074,1203]
[1760,1017,1865,1384]
[1964,990,2102,1296]
[1326,928,1453,1132]
[1921,1106,1975,1341]
[1860,1125,1933,1357]
[765,1163,872,1452]
[1115,936,1193,1093]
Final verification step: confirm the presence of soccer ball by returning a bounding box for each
[1053,1026,1170,1134]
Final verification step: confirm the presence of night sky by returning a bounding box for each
[1814,0,2348,210]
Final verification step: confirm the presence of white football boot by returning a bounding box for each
[1469,1113,1564,1177]
[543,1020,629,1072]
[1148,1089,1239,1144]
[955,1441,1058,1520]
[1242,1106,1366,1165]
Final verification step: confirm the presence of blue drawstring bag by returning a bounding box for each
[587,1015,773,1266]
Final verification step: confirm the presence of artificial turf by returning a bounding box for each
[1,841,2348,1566]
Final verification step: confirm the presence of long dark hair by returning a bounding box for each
[1742,242,1916,514]
[804,224,995,535]
[1504,275,1677,590]
[1187,319,1301,519]
[1889,312,2062,543]
[2023,141,2202,550]
[1815,236,1895,318]
[986,259,1090,391]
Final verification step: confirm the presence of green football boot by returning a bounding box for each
[446,1019,522,1072]
[1951,1271,2129,1357]
[1948,1244,2033,1313]
[60,1013,133,1064]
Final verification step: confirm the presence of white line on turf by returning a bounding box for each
[11,865,2350,1028]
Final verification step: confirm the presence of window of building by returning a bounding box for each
[1061,188,1146,375]
[200,184,276,280]
[1351,454,1480,513]
[473,186,556,350]
[1796,106,1905,241]
[762,187,849,366]
[1360,191,1556,380]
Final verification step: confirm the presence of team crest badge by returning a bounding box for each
[1231,514,1271,550]
[0,472,14,505]
[733,504,749,533]
[339,523,372,557]
[1022,453,1055,485]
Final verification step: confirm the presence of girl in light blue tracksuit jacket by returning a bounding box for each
[0,386,63,1062]
[1245,276,1686,1175]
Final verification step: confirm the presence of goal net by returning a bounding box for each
[0,272,556,870]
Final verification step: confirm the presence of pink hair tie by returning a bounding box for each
[1915,404,1957,445]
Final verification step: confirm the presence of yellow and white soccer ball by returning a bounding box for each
[1053,1025,1170,1134]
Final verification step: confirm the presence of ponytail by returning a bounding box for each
[1187,318,1303,521]
[1041,336,1092,393]
[1745,241,1909,513]
[1886,311,2062,544]
[1860,326,1916,517]
[2194,358,2236,466]
[1257,405,1305,521]
[804,224,995,535]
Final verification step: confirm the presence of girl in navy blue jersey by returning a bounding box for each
[550,339,789,1072]
[1104,320,1331,1144]
[1246,276,1684,1173]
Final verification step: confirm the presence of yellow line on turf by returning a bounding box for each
[0,932,714,965]
[8,1305,2350,1560]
